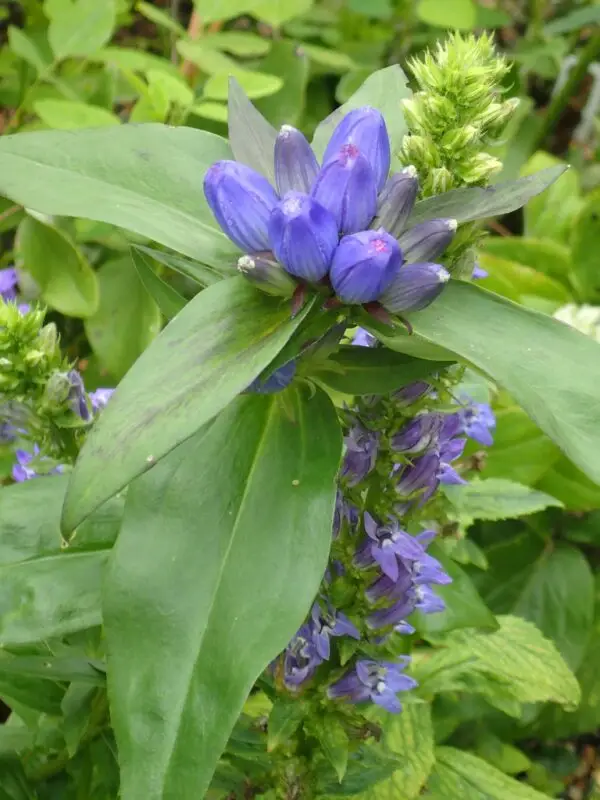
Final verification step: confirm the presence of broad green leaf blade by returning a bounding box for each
[17,214,99,318]
[0,656,105,686]
[416,0,477,29]
[312,346,447,395]
[252,0,314,26]
[8,26,51,73]
[312,717,349,782]
[401,281,600,484]
[537,454,600,511]
[444,478,562,524]
[522,153,582,245]
[311,66,411,166]
[570,190,600,302]
[427,747,551,799]
[358,703,435,799]
[0,550,107,646]
[445,615,580,708]
[228,77,277,182]
[0,125,239,266]
[414,544,498,636]
[134,245,226,286]
[33,99,121,129]
[255,40,310,128]
[130,248,186,319]
[104,388,342,800]
[477,537,594,671]
[47,0,116,59]
[84,257,161,380]
[62,277,314,531]
[408,166,568,228]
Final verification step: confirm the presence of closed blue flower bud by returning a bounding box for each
[274,125,320,196]
[246,360,296,395]
[237,254,297,297]
[268,191,338,282]
[376,168,419,237]
[330,228,401,304]
[381,262,450,313]
[398,218,457,263]
[323,107,391,192]
[312,145,377,235]
[203,160,278,253]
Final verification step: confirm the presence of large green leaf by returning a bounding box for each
[47,0,116,59]
[311,66,411,166]
[387,281,600,484]
[62,277,314,531]
[427,747,550,799]
[444,478,562,525]
[104,388,341,800]
[130,248,186,320]
[477,537,594,670]
[0,125,239,267]
[228,77,277,183]
[16,214,99,318]
[84,256,161,380]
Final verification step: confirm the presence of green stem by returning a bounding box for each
[533,31,600,152]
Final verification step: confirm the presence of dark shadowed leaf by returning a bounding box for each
[130,248,186,320]
[62,278,315,531]
[104,388,342,800]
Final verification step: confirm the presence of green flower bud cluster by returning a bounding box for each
[400,33,517,197]
[0,300,66,402]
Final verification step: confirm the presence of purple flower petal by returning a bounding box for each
[330,228,401,304]
[323,106,391,192]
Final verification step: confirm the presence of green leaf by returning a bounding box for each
[416,0,477,29]
[16,214,99,318]
[204,31,271,57]
[481,237,572,282]
[251,0,314,26]
[312,717,349,782]
[358,703,434,799]
[0,655,105,686]
[134,244,226,287]
[84,256,161,380]
[136,1,187,36]
[476,252,570,309]
[0,476,64,564]
[130,248,186,320]
[312,66,411,167]
[395,282,600,485]
[255,40,310,128]
[537,455,600,511]
[33,99,120,129]
[92,46,182,77]
[267,698,306,752]
[570,190,600,302]
[427,747,551,799]
[522,153,582,245]
[104,388,341,799]
[0,550,107,646]
[544,5,600,35]
[312,346,446,395]
[8,26,51,73]
[414,544,498,636]
[47,0,116,59]
[192,0,252,24]
[474,734,531,775]
[62,278,315,531]
[0,674,64,715]
[0,124,239,266]
[477,539,594,671]
[228,77,277,182]
[408,166,568,229]
[445,616,581,708]
[302,44,356,72]
[444,478,562,525]
[204,71,283,101]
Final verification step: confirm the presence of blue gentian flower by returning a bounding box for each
[274,125,319,195]
[395,451,440,497]
[310,602,360,660]
[381,262,450,314]
[397,219,457,264]
[376,168,419,235]
[0,267,18,301]
[328,658,417,713]
[247,361,297,395]
[330,229,401,304]
[322,106,391,191]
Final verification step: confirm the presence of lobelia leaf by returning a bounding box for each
[103,388,342,800]
[427,747,551,799]
[228,77,278,183]
[0,125,239,267]
[62,277,316,532]
[407,166,568,229]
[312,717,349,782]
[312,346,448,395]
[84,257,161,380]
[312,66,411,167]
[17,214,99,318]
[357,702,435,799]
[33,99,121,129]
[47,0,117,59]
[267,698,306,752]
[385,281,600,485]
[130,248,186,320]
[443,478,562,525]
[0,656,105,686]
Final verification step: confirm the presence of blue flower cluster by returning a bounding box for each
[0,267,29,314]
[204,107,456,312]
[279,375,496,715]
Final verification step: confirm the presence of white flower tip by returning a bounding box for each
[402,165,418,178]
[447,218,458,232]
[237,255,255,272]
[438,267,451,283]
[280,124,294,137]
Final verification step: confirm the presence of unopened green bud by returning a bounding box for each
[237,254,297,297]
[38,323,59,359]
[440,125,479,152]
[44,371,72,407]
[459,153,503,184]
[430,167,454,195]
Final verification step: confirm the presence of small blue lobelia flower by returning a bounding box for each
[312,144,378,235]
[247,360,297,395]
[310,602,360,660]
[381,263,450,314]
[0,267,18,301]
[203,161,278,252]
[355,511,424,581]
[284,625,323,688]
[352,327,377,347]
[391,412,444,454]
[333,489,359,538]
[322,107,391,192]
[393,381,432,406]
[328,658,417,713]
[66,370,91,421]
[89,388,114,412]
[472,263,488,280]
[274,125,320,196]
[330,229,401,304]
[457,399,496,446]
[268,192,338,282]
[395,451,440,497]
[12,446,63,482]
[341,421,379,486]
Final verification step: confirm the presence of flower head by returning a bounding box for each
[381,262,450,314]
[310,602,360,660]
[341,421,379,486]
[328,658,416,713]
[283,625,322,688]
[322,107,391,192]
[12,446,63,482]
[457,399,496,446]
[0,268,18,301]
[330,228,401,305]
[274,125,320,196]
[90,388,114,413]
